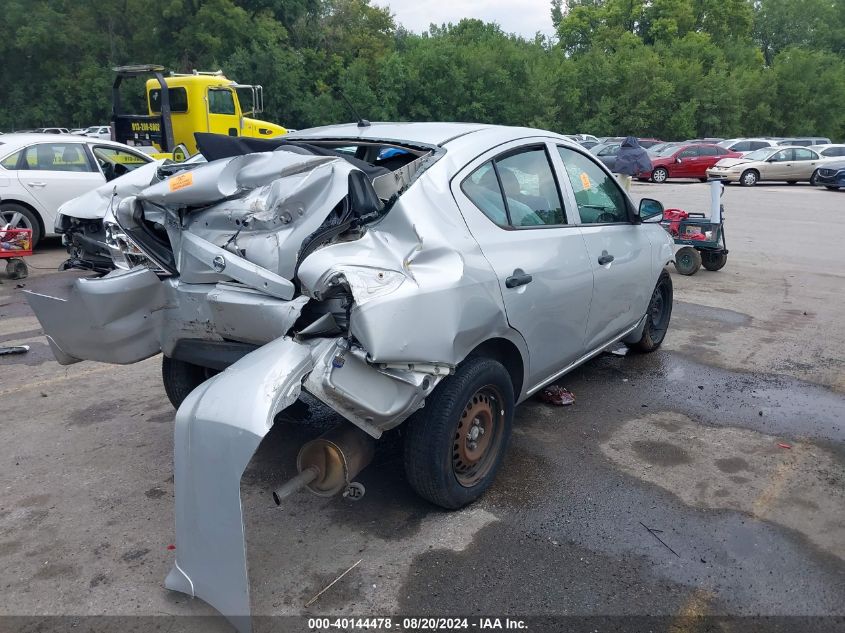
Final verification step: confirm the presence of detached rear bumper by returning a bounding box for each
[24,267,166,365]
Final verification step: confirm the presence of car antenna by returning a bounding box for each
[335,88,370,128]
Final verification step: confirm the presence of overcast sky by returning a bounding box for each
[371,0,557,39]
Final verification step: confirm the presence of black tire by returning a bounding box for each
[626,270,673,353]
[404,356,514,509]
[0,202,41,246]
[652,167,669,183]
[787,180,797,185]
[5,259,28,280]
[699,177,708,183]
[674,246,702,275]
[739,169,759,186]
[809,171,819,186]
[826,186,840,191]
[702,251,728,271]
[161,356,218,409]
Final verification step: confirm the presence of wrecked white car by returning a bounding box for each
[26,123,674,631]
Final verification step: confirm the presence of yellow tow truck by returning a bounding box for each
[112,64,287,158]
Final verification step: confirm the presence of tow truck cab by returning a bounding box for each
[112,65,288,157]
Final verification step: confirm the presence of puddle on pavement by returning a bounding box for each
[601,412,845,560]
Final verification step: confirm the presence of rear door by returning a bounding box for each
[15,141,105,226]
[788,147,821,179]
[554,145,654,350]
[452,140,594,387]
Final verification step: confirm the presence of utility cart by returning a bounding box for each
[662,180,728,275]
[0,227,32,280]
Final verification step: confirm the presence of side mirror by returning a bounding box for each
[639,198,664,222]
[675,157,682,163]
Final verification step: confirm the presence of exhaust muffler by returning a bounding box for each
[273,423,375,504]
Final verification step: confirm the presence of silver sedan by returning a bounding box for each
[26,122,674,631]
[707,145,831,185]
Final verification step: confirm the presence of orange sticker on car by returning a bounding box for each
[579,172,591,190]
[169,172,193,191]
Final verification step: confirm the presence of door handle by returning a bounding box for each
[26,181,47,188]
[505,268,533,288]
[598,252,615,265]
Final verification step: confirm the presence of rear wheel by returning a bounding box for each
[652,167,669,183]
[162,356,218,409]
[0,202,41,246]
[626,271,673,353]
[701,251,728,271]
[740,169,759,186]
[674,246,702,275]
[404,357,513,509]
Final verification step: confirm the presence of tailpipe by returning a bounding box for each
[273,423,375,504]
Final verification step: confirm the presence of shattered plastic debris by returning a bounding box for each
[539,385,575,406]
[0,345,29,356]
[778,442,792,450]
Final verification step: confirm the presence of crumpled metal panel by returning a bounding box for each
[298,175,518,367]
[303,342,442,438]
[23,267,166,365]
[56,159,164,222]
[138,152,357,284]
[165,336,327,633]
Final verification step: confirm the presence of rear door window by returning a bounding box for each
[0,150,22,170]
[22,143,95,172]
[462,147,567,228]
[793,148,816,161]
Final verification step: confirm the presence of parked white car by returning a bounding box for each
[813,144,845,159]
[0,133,152,244]
[717,138,779,155]
[83,125,112,140]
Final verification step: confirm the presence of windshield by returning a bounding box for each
[743,148,775,161]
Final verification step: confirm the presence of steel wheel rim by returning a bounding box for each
[648,283,669,335]
[0,210,32,231]
[452,386,503,487]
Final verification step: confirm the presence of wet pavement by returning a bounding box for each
[1,182,844,631]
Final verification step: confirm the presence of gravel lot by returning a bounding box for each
[1,181,843,632]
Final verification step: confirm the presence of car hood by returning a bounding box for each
[712,157,754,169]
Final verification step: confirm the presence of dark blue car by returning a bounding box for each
[815,160,845,190]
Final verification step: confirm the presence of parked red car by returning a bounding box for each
[641,143,742,183]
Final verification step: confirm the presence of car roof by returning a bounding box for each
[286,121,579,147]
[813,143,845,150]
[287,122,494,146]
[0,134,150,155]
